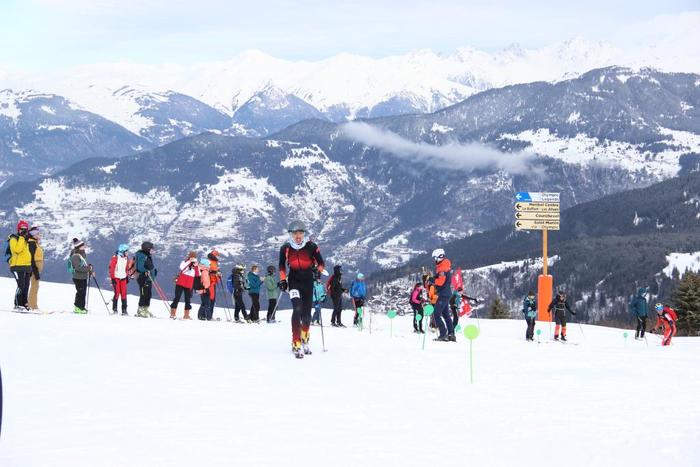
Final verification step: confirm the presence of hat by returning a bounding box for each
[141,241,154,252]
[72,237,85,249]
[357,273,365,280]
[29,226,40,238]
[17,220,29,232]
[199,258,211,268]
[267,265,276,274]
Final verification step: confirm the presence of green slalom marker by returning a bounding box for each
[387,310,397,337]
[463,324,480,384]
[536,328,542,343]
[422,304,435,350]
[455,323,463,334]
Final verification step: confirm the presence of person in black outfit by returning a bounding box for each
[329,265,347,327]
[548,290,576,341]
[232,265,249,322]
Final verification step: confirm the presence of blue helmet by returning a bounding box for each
[200,258,211,268]
[655,303,664,312]
[117,243,129,253]
[357,273,365,280]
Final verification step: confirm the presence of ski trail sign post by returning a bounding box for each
[514,192,560,321]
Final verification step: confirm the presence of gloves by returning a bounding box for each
[278,280,288,291]
[34,271,41,280]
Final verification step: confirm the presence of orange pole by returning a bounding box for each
[538,229,552,321]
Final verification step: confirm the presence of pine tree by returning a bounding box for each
[489,297,510,319]
[671,272,700,336]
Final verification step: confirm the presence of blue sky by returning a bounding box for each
[1,0,698,70]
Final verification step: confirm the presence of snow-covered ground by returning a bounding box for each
[663,251,700,277]
[0,278,698,467]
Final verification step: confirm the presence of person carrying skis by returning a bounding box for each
[264,265,279,323]
[522,290,537,341]
[629,287,649,340]
[170,251,199,320]
[428,249,455,342]
[247,265,263,322]
[134,241,157,318]
[109,243,133,315]
[350,273,367,326]
[651,303,677,346]
[27,226,44,311]
[8,220,32,311]
[227,264,249,322]
[548,290,576,341]
[196,258,212,321]
[312,274,327,325]
[70,238,92,314]
[278,220,325,358]
[328,265,347,327]
[410,282,424,333]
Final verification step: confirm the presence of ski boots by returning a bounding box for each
[292,342,304,359]
[73,306,87,314]
[561,335,567,342]
[447,334,457,342]
[553,335,560,341]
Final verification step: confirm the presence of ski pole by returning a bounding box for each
[151,277,173,315]
[86,276,91,313]
[576,315,585,339]
[319,305,327,352]
[91,275,112,315]
[217,281,233,321]
[269,290,287,322]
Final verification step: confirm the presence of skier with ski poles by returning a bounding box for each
[134,241,157,318]
[108,243,133,315]
[548,290,576,341]
[650,303,678,346]
[428,248,456,342]
[629,287,649,340]
[278,221,326,359]
[69,238,92,314]
[522,290,537,341]
[350,273,367,327]
[312,273,327,325]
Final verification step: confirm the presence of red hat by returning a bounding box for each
[17,220,29,232]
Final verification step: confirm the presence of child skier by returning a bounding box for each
[548,290,576,341]
[109,243,133,315]
[522,290,537,341]
[171,252,199,320]
[265,265,279,323]
[278,220,325,358]
[651,303,677,346]
[351,273,367,326]
[410,282,424,333]
[312,275,327,325]
[629,287,649,340]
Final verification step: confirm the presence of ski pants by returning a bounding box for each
[662,322,677,346]
[411,303,423,332]
[137,275,152,307]
[171,285,193,311]
[73,278,88,310]
[234,291,248,320]
[636,316,647,338]
[353,298,365,325]
[249,293,260,321]
[198,292,212,320]
[11,268,31,308]
[434,295,454,337]
[451,305,459,327]
[554,310,567,337]
[267,298,277,321]
[525,316,536,339]
[289,280,313,346]
[331,294,343,325]
[112,278,128,310]
[28,266,41,310]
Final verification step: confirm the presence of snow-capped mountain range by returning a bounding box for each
[2,67,699,284]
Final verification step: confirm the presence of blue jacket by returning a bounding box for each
[350,280,366,299]
[313,281,327,303]
[247,271,262,294]
[629,288,648,317]
[522,296,537,318]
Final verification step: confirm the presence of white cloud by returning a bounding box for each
[340,122,538,175]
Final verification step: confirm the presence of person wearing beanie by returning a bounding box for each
[70,237,91,314]
[265,265,280,323]
[227,264,249,322]
[247,265,262,322]
[9,220,32,310]
[27,226,44,311]
[207,250,222,316]
[109,243,133,315]
[196,258,213,320]
[329,264,347,327]
[171,251,198,320]
[134,241,157,317]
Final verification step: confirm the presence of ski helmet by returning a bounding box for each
[267,265,276,274]
[141,241,154,252]
[655,303,664,312]
[117,243,129,253]
[357,273,365,280]
[199,258,211,268]
[17,220,29,232]
[431,248,445,263]
[287,220,307,233]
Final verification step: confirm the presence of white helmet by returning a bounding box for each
[431,248,445,263]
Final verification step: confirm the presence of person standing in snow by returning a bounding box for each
[227,264,249,322]
[312,274,327,325]
[26,227,44,311]
[278,221,325,358]
[449,288,462,328]
[548,290,576,341]
[196,258,212,321]
[8,220,32,311]
[265,265,280,323]
[428,249,455,342]
[629,287,649,340]
[207,250,222,315]
[134,241,157,318]
[350,273,367,326]
[410,282,424,333]
[651,303,677,346]
[170,251,199,320]
[328,265,347,327]
[109,243,133,315]
[247,265,263,322]
[522,290,537,341]
[70,238,92,314]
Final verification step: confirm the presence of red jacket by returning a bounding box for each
[656,306,678,328]
[175,260,200,289]
[109,254,134,280]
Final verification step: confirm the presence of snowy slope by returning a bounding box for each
[0,277,698,467]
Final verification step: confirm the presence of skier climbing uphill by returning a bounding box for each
[651,303,677,346]
[278,221,325,359]
[548,290,576,341]
[428,249,455,342]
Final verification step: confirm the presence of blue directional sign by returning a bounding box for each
[515,192,560,203]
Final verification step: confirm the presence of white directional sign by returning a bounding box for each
[514,212,560,221]
[514,219,560,231]
[514,202,560,213]
[515,192,560,203]
[514,192,561,230]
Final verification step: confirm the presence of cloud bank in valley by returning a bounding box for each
[340,121,538,175]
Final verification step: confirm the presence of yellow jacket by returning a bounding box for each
[9,235,31,268]
[28,238,44,270]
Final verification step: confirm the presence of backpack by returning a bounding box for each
[3,236,12,263]
[226,274,234,294]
